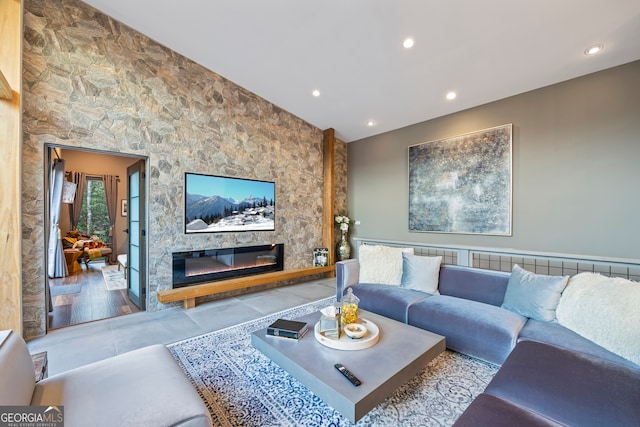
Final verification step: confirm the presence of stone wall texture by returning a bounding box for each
[22,0,347,338]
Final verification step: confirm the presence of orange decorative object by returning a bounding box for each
[63,249,83,273]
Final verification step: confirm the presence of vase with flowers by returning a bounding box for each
[334,214,353,261]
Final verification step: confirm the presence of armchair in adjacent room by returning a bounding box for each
[62,231,112,268]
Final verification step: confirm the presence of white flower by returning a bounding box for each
[335,214,354,233]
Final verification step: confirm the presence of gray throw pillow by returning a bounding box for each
[502,264,569,322]
[400,253,442,295]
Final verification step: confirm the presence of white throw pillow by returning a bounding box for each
[400,253,442,294]
[556,272,640,365]
[358,245,414,286]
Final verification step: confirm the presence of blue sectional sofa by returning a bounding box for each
[336,258,640,426]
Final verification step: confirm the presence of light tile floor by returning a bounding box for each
[27,277,336,376]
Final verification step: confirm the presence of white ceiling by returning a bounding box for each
[82,0,640,142]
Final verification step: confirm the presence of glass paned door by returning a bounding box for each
[127,160,146,309]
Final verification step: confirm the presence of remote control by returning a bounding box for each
[335,363,362,386]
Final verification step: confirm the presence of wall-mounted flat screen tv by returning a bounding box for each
[185,173,275,233]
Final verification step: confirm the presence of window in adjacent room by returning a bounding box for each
[77,178,110,242]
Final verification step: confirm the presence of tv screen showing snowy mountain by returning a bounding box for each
[185,173,275,233]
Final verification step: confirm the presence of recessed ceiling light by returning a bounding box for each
[403,38,414,49]
[584,44,604,55]
[366,120,377,127]
[446,91,457,100]
[312,89,320,97]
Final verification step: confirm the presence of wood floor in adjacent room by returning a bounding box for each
[48,262,141,329]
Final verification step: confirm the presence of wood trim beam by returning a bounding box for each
[323,128,335,265]
[0,0,22,333]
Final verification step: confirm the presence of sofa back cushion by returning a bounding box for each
[0,330,36,405]
[438,265,510,306]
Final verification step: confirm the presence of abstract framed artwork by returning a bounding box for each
[408,124,513,235]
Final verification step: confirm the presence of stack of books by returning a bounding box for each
[266,319,309,340]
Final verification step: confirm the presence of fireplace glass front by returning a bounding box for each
[172,244,284,288]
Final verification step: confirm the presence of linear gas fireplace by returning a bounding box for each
[172,244,284,288]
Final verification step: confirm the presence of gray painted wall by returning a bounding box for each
[348,60,640,259]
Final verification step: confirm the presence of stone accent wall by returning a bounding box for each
[22,0,347,338]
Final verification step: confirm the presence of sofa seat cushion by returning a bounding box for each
[349,283,431,323]
[407,295,527,365]
[31,344,212,427]
[518,319,640,370]
[484,341,640,427]
[453,393,563,427]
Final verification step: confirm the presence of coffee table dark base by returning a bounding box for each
[252,310,445,423]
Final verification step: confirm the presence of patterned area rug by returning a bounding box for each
[101,265,127,291]
[169,297,499,426]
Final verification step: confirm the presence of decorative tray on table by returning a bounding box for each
[314,318,380,350]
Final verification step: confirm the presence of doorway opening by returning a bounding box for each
[45,146,147,330]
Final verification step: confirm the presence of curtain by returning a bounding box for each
[102,174,118,263]
[47,159,68,278]
[68,171,86,230]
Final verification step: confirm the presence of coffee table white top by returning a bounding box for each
[251,309,445,423]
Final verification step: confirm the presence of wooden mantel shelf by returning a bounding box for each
[157,265,335,309]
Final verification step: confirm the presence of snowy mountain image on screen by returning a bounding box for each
[185,193,274,232]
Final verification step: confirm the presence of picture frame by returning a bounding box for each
[121,199,127,217]
[313,248,329,267]
[408,124,512,235]
[62,181,77,204]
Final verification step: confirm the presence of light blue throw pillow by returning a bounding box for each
[400,253,442,295]
[502,264,569,322]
